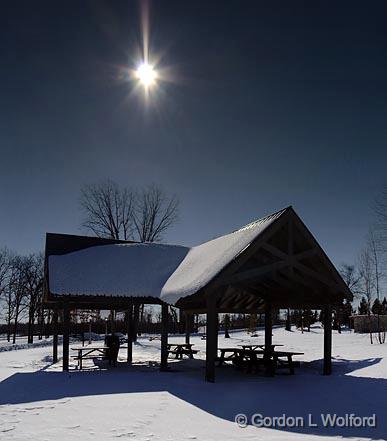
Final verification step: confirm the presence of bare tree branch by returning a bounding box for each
[80,180,135,240]
[80,181,179,243]
[373,184,387,252]
[339,263,362,298]
[133,184,179,242]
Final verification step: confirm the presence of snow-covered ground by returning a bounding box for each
[0,336,56,353]
[0,325,386,441]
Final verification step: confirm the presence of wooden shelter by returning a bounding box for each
[44,207,352,381]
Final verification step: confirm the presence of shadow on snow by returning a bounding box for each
[0,357,385,440]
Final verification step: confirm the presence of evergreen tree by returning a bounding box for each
[341,299,353,327]
[382,297,387,314]
[358,297,369,315]
[333,299,353,332]
[372,298,383,315]
[303,308,314,332]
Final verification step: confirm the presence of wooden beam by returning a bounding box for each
[264,272,304,294]
[205,294,218,382]
[183,307,265,314]
[293,262,339,292]
[288,219,294,256]
[262,243,318,262]
[264,300,273,376]
[219,291,245,310]
[44,296,163,311]
[126,304,133,364]
[52,310,58,363]
[160,303,169,371]
[217,260,291,286]
[276,269,321,294]
[323,305,332,375]
[262,243,288,260]
[185,311,191,345]
[218,246,320,289]
[62,303,70,372]
[288,220,295,278]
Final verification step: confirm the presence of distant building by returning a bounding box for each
[350,315,387,333]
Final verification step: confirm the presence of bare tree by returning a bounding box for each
[0,248,10,299]
[367,230,385,343]
[335,264,360,333]
[358,247,375,344]
[1,250,15,342]
[23,254,44,344]
[367,230,384,301]
[80,180,135,240]
[80,181,179,244]
[374,185,387,251]
[5,256,29,344]
[133,185,179,243]
[339,263,362,298]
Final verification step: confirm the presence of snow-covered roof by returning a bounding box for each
[48,208,286,305]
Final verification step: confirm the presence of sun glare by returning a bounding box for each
[135,62,157,88]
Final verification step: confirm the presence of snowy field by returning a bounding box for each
[0,326,386,441]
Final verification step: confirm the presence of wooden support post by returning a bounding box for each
[264,301,273,376]
[127,304,133,364]
[205,295,217,382]
[185,311,191,345]
[52,310,58,363]
[323,305,332,375]
[160,303,169,371]
[111,310,116,335]
[62,303,70,372]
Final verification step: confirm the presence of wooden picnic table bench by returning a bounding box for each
[217,347,303,375]
[271,351,304,375]
[239,344,284,351]
[71,345,128,369]
[218,345,282,367]
[71,345,108,370]
[217,348,256,367]
[167,343,199,359]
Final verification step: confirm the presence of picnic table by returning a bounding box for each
[71,344,128,369]
[167,343,199,359]
[238,344,284,351]
[271,351,304,375]
[71,345,108,370]
[217,346,303,375]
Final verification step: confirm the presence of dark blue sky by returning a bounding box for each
[0,1,386,267]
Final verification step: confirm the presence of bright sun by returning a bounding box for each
[135,62,157,88]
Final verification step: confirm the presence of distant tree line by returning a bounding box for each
[0,250,45,343]
[323,184,387,344]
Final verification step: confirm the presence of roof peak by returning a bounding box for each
[231,206,291,234]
